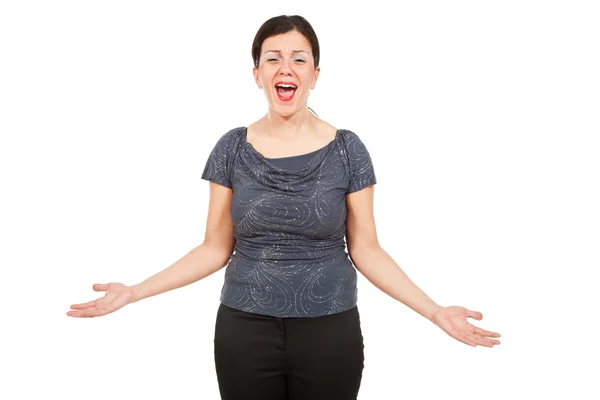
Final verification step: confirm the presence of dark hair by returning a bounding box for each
[251,15,320,116]
[251,15,320,69]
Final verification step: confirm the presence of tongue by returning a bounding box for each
[277,87,295,98]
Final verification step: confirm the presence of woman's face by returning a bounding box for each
[253,30,320,118]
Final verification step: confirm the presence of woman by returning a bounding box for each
[67,15,501,400]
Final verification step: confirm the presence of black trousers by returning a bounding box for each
[214,303,365,400]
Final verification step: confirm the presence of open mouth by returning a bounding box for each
[275,83,297,101]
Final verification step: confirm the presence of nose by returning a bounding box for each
[278,57,293,75]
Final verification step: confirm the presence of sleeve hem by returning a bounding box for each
[201,176,232,189]
[346,179,377,194]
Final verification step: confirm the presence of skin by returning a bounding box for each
[248,30,336,157]
[67,29,501,349]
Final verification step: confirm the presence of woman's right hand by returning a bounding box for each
[67,282,135,318]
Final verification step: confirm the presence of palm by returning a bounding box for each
[67,282,134,318]
[431,306,501,347]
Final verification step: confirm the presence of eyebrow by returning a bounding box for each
[264,50,310,55]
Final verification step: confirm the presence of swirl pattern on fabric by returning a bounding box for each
[201,126,376,317]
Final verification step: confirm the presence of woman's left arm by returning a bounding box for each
[346,186,501,348]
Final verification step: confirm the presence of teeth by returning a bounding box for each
[276,84,296,89]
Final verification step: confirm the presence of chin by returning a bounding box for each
[269,101,307,118]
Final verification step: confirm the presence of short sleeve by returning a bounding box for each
[201,130,236,189]
[344,130,377,194]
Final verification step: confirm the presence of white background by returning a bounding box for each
[1,1,599,399]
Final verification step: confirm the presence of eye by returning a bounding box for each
[294,59,306,63]
[267,58,279,62]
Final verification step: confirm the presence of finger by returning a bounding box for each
[68,305,96,314]
[88,302,118,317]
[71,294,109,309]
[67,309,92,317]
[466,309,483,320]
[83,309,104,317]
[477,334,501,346]
[470,334,498,347]
[474,333,501,345]
[93,283,109,292]
[67,302,109,317]
[70,300,97,309]
[473,327,501,338]
[69,307,106,318]
[459,324,501,345]
[94,306,116,317]
[447,326,477,347]
[457,333,477,347]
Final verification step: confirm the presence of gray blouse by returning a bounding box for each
[201,126,377,318]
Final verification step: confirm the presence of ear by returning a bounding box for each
[311,66,321,90]
[253,66,262,89]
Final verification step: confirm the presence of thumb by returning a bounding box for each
[93,283,109,292]
[466,309,483,320]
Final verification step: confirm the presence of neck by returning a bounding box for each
[263,107,317,140]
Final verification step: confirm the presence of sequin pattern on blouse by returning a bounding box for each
[201,126,377,317]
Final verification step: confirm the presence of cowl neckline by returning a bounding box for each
[239,126,341,188]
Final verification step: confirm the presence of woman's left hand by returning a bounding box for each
[431,306,501,347]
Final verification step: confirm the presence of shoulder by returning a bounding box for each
[215,126,245,144]
[337,129,371,153]
[338,128,358,139]
[202,127,245,186]
[337,129,377,191]
[209,126,245,152]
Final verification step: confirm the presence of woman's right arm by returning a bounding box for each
[67,181,234,317]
